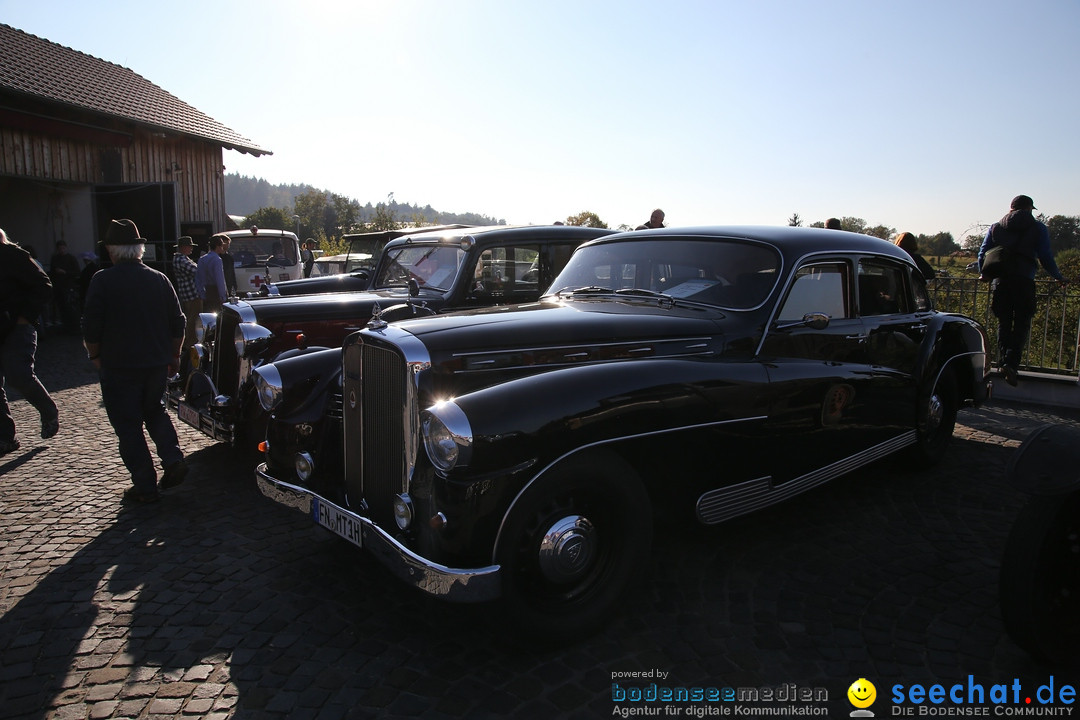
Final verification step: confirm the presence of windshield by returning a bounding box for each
[548,238,781,309]
[344,237,386,273]
[228,236,299,269]
[374,245,465,291]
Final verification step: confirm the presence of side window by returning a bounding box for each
[777,263,850,322]
[469,245,541,298]
[858,260,910,316]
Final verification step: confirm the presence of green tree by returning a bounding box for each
[242,206,293,231]
[1055,248,1080,282]
[920,232,959,258]
[1047,215,1080,255]
[565,211,608,228]
[788,213,802,227]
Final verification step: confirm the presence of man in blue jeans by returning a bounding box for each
[0,228,60,455]
[82,219,188,502]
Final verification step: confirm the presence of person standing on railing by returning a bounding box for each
[978,195,1068,387]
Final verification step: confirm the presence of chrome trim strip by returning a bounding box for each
[256,464,501,603]
[452,336,714,363]
[695,430,917,525]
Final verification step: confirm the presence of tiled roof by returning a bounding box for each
[0,23,269,156]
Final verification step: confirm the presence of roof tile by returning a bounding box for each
[0,23,269,156]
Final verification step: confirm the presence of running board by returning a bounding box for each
[696,431,917,525]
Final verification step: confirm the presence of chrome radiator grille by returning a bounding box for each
[212,310,241,397]
[343,338,414,530]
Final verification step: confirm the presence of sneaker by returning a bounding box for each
[1003,366,1019,387]
[41,417,59,440]
[0,438,20,456]
[161,460,189,489]
[122,486,160,504]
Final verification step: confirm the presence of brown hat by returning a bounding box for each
[178,236,193,247]
[105,219,144,245]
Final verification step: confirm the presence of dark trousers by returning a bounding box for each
[991,275,1037,371]
[0,323,58,442]
[100,365,183,493]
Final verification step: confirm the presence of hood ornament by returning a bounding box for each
[367,302,388,330]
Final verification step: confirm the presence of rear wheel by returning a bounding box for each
[495,451,652,643]
[999,492,1080,662]
[904,367,957,468]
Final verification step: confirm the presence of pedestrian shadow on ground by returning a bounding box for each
[0,440,544,718]
[0,446,47,477]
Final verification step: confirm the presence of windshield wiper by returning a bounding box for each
[559,286,615,296]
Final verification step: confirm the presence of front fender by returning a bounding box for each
[1007,424,1080,496]
[266,347,342,422]
[917,314,989,405]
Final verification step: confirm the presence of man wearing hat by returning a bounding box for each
[978,195,1068,386]
[82,219,188,503]
[171,236,201,363]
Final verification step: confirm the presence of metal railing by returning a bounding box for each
[928,276,1079,379]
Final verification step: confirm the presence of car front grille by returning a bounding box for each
[343,335,415,530]
[212,310,241,398]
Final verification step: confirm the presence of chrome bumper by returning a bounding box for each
[255,463,501,603]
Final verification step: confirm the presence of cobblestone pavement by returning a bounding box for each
[2,332,1078,720]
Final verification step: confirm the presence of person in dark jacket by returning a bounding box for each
[978,195,1068,386]
[894,232,936,280]
[0,228,60,455]
[82,219,188,502]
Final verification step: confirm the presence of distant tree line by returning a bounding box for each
[225,174,506,254]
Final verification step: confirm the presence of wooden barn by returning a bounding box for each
[0,22,269,274]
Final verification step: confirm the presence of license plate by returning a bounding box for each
[177,402,200,428]
[313,497,364,548]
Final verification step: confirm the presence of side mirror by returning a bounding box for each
[408,278,420,298]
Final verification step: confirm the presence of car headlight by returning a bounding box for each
[195,312,217,344]
[235,322,274,359]
[421,400,472,472]
[253,364,283,412]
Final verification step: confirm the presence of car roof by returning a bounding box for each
[215,228,298,239]
[341,224,472,241]
[590,225,911,264]
[381,224,615,250]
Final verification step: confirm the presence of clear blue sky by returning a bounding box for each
[4,0,1079,240]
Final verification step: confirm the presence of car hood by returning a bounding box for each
[383,297,732,365]
[236,288,434,323]
[269,273,369,295]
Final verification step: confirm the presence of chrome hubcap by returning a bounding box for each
[537,515,596,584]
[927,392,943,433]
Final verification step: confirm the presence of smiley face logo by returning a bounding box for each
[848,678,877,709]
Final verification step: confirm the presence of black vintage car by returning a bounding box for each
[255,226,992,639]
[172,225,611,447]
[255,225,470,297]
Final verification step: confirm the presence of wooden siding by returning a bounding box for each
[0,125,229,231]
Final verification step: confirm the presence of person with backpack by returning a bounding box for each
[978,195,1067,386]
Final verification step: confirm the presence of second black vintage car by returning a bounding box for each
[255,226,992,639]
[172,225,612,447]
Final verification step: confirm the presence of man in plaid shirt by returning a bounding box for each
[171,237,200,373]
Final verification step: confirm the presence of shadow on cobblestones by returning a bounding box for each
[1,334,1077,719]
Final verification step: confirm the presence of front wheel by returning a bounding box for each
[903,366,957,468]
[999,491,1080,663]
[495,451,652,643]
